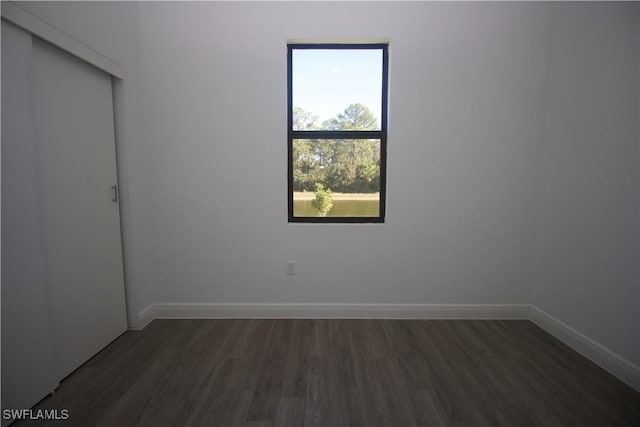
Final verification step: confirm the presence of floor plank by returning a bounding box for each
[12,319,640,427]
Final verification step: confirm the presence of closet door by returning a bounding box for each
[32,37,127,380]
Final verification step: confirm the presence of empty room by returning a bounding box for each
[2,1,639,426]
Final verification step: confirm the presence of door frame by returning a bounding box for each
[1,1,123,78]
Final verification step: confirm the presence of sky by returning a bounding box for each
[292,49,383,128]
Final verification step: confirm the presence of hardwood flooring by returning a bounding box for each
[15,320,640,426]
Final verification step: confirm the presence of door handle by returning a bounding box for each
[111,185,118,204]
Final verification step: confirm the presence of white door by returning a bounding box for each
[31,37,128,380]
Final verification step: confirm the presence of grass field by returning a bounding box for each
[293,192,380,217]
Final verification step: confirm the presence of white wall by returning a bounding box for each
[532,3,640,366]
[136,2,548,307]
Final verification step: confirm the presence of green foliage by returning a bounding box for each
[322,103,378,131]
[292,104,381,193]
[292,107,319,130]
[311,183,334,217]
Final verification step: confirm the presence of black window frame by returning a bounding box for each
[287,43,389,223]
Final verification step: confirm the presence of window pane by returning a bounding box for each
[292,49,382,131]
[292,139,381,217]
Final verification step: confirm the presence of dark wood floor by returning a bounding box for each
[16,319,640,427]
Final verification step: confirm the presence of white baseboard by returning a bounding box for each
[133,304,156,330]
[529,306,640,391]
[140,302,530,321]
[135,302,639,391]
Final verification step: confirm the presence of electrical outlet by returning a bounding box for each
[286,260,295,275]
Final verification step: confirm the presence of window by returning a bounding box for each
[288,43,388,223]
